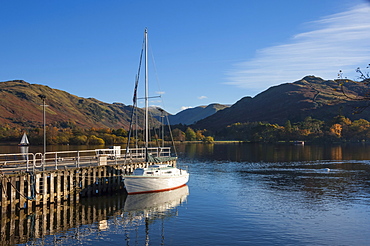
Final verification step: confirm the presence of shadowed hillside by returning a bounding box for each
[194,76,370,131]
[168,104,229,125]
[149,103,229,125]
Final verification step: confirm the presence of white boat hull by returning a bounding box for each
[124,172,189,195]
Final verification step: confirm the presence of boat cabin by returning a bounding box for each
[133,165,177,176]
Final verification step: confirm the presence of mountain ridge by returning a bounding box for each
[167,103,229,125]
[2,76,370,132]
[193,76,370,131]
[0,80,155,129]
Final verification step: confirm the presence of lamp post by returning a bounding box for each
[38,94,47,169]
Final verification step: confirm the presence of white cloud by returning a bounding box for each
[156,91,165,95]
[198,96,208,100]
[181,106,193,111]
[226,4,370,95]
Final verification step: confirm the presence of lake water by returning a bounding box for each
[2,143,370,245]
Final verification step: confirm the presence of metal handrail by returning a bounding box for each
[0,147,173,172]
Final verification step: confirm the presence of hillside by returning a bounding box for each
[194,76,370,131]
[3,76,370,133]
[149,104,229,125]
[168,104,229,125]
[0,80,160,129]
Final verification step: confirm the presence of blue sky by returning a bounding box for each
[1,0,370,114]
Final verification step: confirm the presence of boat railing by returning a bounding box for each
[124,147,172,159]
[179,165,189,173]
[146,147,172,157]
[0,146,174,173]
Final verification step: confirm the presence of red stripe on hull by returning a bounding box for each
[127,184,187,195]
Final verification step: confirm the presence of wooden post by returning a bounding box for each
[18,210,26,242]
[42,205,48,236]
[9,213,16,245]
[34,209,40,239]
[62,200,68,230]
[107,166,111,193]
[35,173,41,207]
[25,173,32,211]
[92,167,97,196]
[42,172,48,205]
[19,175,25,210]
[81,169,87,197]
[55,201,61,233]
[1,176,8,214]
[49,172,54,204]
[63,170,68,201]
[49,204,54,234]
[102,166,107,194]
[75,169,80,202]
[86,168,91,197]
[69,170,74,202]
[9,176,16,212]
[56,171,61,204]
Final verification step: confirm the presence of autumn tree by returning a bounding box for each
[70,135,88,145]
[347,119,370,141]
[172,128,185,142]
[87,135,105,145]
[296,117,324,139]
[196,130,205,141]
[203,136,214,143]
[185,127,197,141]
[251,122,283,142]
[113,128,128,137]
[329,124,342,138]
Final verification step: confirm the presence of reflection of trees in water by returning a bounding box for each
[177,143,370,162]
[176,143,215,160]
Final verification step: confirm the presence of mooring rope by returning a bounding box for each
[0,171,38,201]
[26,171,37,200]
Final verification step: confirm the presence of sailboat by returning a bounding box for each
[19,132,29,146]
[123,29,189,195]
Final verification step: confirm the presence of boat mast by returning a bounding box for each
[144,28,149,149]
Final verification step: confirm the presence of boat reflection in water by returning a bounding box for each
[124,184,189,214]
[122,185,189,244]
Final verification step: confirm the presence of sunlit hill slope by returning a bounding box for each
[0,80,149,129]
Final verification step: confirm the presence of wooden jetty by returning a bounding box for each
[0,147,176,214]
[0,191,128,245]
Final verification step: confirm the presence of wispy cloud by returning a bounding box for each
[226,4,370,95]
[198,96,208,100]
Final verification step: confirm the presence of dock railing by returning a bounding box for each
[0,146,173,173]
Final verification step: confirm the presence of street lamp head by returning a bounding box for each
[38,94,46,100]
